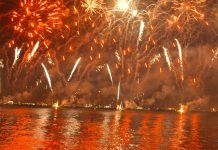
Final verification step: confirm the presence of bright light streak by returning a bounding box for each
[138,21,145,42]
[28,41,40,61]
[106,64,113,85]
[12,47,22,67]
[117,81,121,102]
[68,57,82,82]
[115,51,121,62]
[41,63,53,93]
[116,0,129,11]
[137,20,145,51]
[116,82,123,111]
[150,54,161,66]
[175,39,184,80]
[212,48,218,62]
[163,47,173,71]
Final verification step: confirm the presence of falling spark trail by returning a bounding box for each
[28,41,40,61]
[163,47,173,71]
[138,21,145,42]
[115,51,121,62]
[137,20,145,51]
[175,39,184,80]
[68,57,81,82]
[12,47,22,67]
[150,54,161,66]
[117,81,121,102]
[106,64,113,85]
[211,48,218,62]
[41,63,53,93]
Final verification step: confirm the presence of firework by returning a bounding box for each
[52,101,59,109]
[12,47,22,67]
[163,47,173,71]
[28,41,39,61]
[137,20,145,51]
[81,0,103,15]
[115,0,129,11]
[115,51,121,62]
[41,63,53,93]
[149,54,161,66]
[211,48,218,62]
[175,39,184,80]
[1,0,218,109]
[11,0,64,47]
[138,21,145,42]
[68,57,82,82]
[170,0,205,22]
[116,81,124,110]
[106,64,113,85]
[117,81,120,102]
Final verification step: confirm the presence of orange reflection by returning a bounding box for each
[0,109,43,149]
[189,114,200,149]
[118,112,132,148]
[137,113,151,149]
[42,109,67,150]
[170,114,187,149]
[73,112,102,149]
[149,113,165,149]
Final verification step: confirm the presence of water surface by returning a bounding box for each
[0,107,218,149]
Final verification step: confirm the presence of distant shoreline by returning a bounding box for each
[0,104,216,113]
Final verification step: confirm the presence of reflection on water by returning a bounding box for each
[0,107,218,149]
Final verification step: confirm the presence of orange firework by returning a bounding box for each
[169,0,206,25]
[81,0,103,15]
[11,0,65,46]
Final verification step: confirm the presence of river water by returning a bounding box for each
[0,107,217,150]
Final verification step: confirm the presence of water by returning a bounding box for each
[0,107,218,150]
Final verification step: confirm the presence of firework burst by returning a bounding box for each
[81,0,104,15]
[11,0,65,48]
